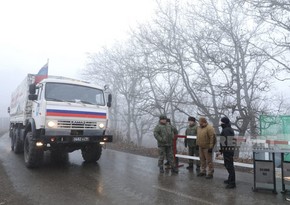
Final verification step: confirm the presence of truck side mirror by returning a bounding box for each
[28,94,38,101]
[107,94,112,107]
[7,107,10,114]
[29,84,36,94]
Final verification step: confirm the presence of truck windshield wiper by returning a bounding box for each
[79,100,95,105]
[47,98,74,105]
[66,99,95,105]
[46,98,65,102]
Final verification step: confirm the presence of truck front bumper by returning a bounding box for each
[41,129,113,144]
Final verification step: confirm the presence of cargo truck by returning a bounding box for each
[8,74,113,168]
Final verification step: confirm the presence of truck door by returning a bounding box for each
[32,84,46,129]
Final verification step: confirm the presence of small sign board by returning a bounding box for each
[255,161,274,184]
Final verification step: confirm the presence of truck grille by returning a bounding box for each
[57,120,97,129]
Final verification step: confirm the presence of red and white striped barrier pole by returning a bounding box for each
[173,135,197,167]
[173,135,290,169]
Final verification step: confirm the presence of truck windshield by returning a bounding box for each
[45,83,105,106]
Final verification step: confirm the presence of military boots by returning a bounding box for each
[186,165,193,170]
[160,166,164,173]
[171,167,179,174]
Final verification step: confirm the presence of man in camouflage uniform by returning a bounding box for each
[154,114,178,174]
[167,118,178,136]
[184,116,200,171]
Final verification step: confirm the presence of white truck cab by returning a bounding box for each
[9,74,113,168]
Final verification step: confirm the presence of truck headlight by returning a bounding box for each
[99,123,105,129]
[47,120,58,128]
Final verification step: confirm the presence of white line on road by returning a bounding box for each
[152,185,216,205]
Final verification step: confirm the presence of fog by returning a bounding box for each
[0,0,156,117]
[2,0,290,149]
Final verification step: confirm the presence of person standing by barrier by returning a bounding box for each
[154,114,178,174]
[164,118,178,168]
[184,116,200,171]
[167,118,178,136]
[196,117,216,179]
[220,116,236,189]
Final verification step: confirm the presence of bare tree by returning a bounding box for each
[84,41,159,145]
[132,1,202,130]
[244,0,290,77]
[83,0,290,146]
[132,0,276,135]
[181,0,279,135]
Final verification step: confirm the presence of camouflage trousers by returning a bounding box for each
[188,146,200,168]
[158,146,175,168]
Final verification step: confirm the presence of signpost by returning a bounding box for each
[252,152,277,194]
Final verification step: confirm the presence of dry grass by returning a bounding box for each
[106,142,159,158]
[106,141,254,172]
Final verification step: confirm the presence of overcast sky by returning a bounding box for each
[1,0,289,118]
[0,0,156,116]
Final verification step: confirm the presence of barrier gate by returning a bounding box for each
[173,134,290,195]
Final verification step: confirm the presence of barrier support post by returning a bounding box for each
[174,135,186,168]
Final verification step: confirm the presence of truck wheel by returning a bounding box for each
[24,132,44,168]
[51,149,69,164]
[12,128,23,154]
[81,144,102,163]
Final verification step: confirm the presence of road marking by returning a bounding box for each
[152,185,215,205]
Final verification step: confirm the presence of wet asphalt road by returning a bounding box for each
[0,132,287,205]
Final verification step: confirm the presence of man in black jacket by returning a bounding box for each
[220,117,236,189]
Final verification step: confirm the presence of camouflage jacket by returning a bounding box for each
[171,125,178,135]
[185,124,198,147]
[154,123,174,147]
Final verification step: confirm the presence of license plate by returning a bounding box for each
[73,137,89,142]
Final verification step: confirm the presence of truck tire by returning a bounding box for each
[12,128,23,154]
[24,132,44,168]
[51,149,69,164]
[81,144,102,163]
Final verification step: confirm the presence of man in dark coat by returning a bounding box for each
[220,116,236,188]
